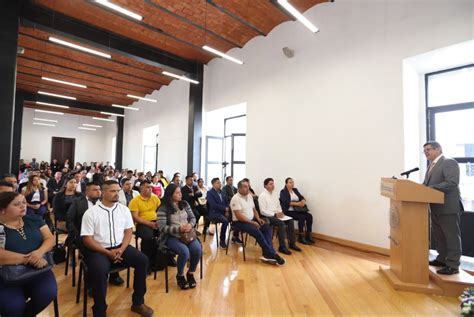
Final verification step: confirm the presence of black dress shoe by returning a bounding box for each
[109,275,124,286]
[278,247,292,255]
[429,259,445,267]
[298,235,311,245]
[437,266,459,275]
[289,244,302,252]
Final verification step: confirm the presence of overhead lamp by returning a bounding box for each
[78,127,96,131]
[48,37,111,59]
[35,101,69,109]
[95,0,143,21]
[112,104,139,111]
[202,45,244,65]
[34,109,64,115]
[82,123,102,128]
[33,122,55,127]
[41,77,87,88]
[126,94,157,103]
[162,71,199,84]
[277,0,319,33]
[38,91,76,100]
[100,111,125,117]
[92,117,115,122]
[34,118,58,123]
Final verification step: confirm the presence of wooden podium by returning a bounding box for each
[379,178,474,296]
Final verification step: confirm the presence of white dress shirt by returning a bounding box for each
[230,193,255,221]
[258,189,283,217]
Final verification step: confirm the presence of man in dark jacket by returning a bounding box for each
[181,175,203,225]
[223,176,237,200]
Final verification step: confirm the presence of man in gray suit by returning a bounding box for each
[423,141,463,275]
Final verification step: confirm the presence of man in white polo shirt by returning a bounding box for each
[230,180,285,265]
[81,180,153,317]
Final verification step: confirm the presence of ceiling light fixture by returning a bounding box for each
[277,0,319,33]
[82,123,102,128]
[35,101,69,109]
[38,91,76,100]
[34,118,58,123]
[92,117,115,122]
[162,71,199,84]
[33,122,56,127]
[202,45,244,65]
[34,109,64,115]
[41,77,87,88]
[126,94,157,103]
[112,104,139,111]
[95,0,143,21]
[78,127,97,131]
[100,111,125,117]
[48,37,111,59]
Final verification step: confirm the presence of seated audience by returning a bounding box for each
[129,180,161,271]
[0,192,57,316]
[170,173,182,187]
[230,180,285,265]
[22,174,48,219]
[51,158,61,173]
[118,179,139,207]
[0,181,14,193]
[53,176,83,231]
[46,172,62,206]
[157,184,201,290]
[81,181,153,317]
[258,178,301,255]
[74,171,87,194]
[223,176,237,200]
[280,177,315,245]
[30,158,39,170]
[157,170,169,188]
[1,174,18,192]
[151,175,164,198]
[181,175,203,227]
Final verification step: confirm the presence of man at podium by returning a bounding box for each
[423,141,462,275]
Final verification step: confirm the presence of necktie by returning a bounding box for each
[427,162,436,176]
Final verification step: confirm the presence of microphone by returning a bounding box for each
[400,167,419,178]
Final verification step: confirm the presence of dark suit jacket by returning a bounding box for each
[423,156,462,214]
[207,188,229,218]
[223,185,237,200]
[279,187,305,212]
[181,185,202,208]
[66,195,92,248]
[53,191,83,221]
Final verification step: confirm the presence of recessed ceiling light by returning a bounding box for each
[82,123,102,128]
[202,45,244,65]
[100,111,125,117]
[126,94,157,103]
[48,37,111,59]
[34,118,58,123]
[92,117,115,122]
[35,109,64,115]
[277,0,319,33]
[35,101,69,109]
[38,91,76,100]
[112,104,139,111]
[33,122,55,127]
[162,71,199,84]
[41,77,87,88]
[78,127,96,131]
[95,0,143,21]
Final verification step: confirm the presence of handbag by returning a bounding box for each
[179,229,198,244]
[294,205,309,212]
[0,252,54,287]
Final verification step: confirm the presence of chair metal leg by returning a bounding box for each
[76,262,83,304]
[241,232,247,262]
[165,259,169,293]
[72,248,76,287]
[200,245,203,280]
[83,269,88,317]
[126,267,130,288]
[65,245,70,276]
[53,296,59,317]
[225,227,232,255]
[215,222,219,249]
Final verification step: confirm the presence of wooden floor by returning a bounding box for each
[40,231,459,316]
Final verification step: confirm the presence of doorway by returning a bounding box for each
[51,137,75,166]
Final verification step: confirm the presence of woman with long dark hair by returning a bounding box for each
[157,183,201,290]
[52,176,83,231]
[22,175,48,219]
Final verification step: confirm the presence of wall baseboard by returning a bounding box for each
[312,232,390,256]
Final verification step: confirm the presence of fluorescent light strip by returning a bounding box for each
[126,94,157,103]
[100,111,125,117]
[48,37,111,59]
[34,122,55,127]
[42,77,87,88]
[36,101,69,109]
[95,0,143,21]
[82,123,102,128]
[202,45,244,65]
[38,91,76,100]
[78,127,96,131]
[162,71,199,84]
[112,104,139,111]
[277,0,319,33]
[35,109,64,115]
[34,118,58,123]
[92,117,115,122]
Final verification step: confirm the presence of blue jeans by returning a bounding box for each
[209,214,229,243]
[166,236,201,276]
[232,221,276,256]
[0,270,57,317]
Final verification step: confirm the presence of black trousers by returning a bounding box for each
[85,245,148,317]
[266,216,296,247]
[284,211,313,233]
[135,223,157,266]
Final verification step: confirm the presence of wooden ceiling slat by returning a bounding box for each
[24,101,110,119]
[19,26,172,85]
[17,58,152,97]
[290,0,329,13]
[16,72,133,105]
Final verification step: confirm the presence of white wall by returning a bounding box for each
[203,0,474,248]
[122,80,189,176]
[21,108,117,164]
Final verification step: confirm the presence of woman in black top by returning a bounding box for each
[52,176,83,231]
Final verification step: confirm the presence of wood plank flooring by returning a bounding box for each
[39,232,459,316]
